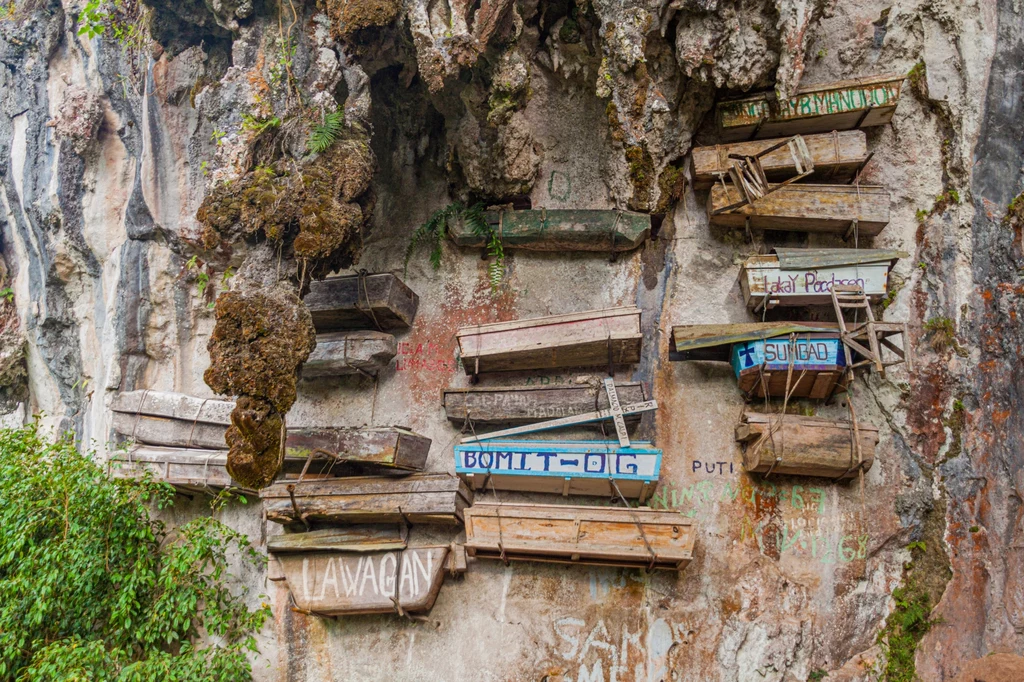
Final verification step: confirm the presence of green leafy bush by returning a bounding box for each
[0,423,268,681]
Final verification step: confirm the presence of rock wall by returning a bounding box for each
[1,0,1022,679]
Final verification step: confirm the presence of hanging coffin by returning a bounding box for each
[735,411,878,479]
[304,273,419,332]
[285,426,431,473]
[454,440,660,502]
[709,183,890,236]
[670,323,848,400]
[739,248,906,310]
[108,446,322,494]
[692,131,869,189]
[715,74,904,142]
[303,331,397,378]
[448,209,651,252]
[442,382,648,430]
[261,473,473,527]
[111,390,234,450]
[464,503,695,571]
[456,307,643,375]
[267,528,464,616]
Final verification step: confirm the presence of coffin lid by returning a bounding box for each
[718,73,906,104]
[671,322,840,362]
[267,526,407,554]
[770,248,908,271]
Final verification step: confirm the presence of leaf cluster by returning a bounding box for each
[306,111,344,154]
[0,423,269,681]
[404,202,507,292]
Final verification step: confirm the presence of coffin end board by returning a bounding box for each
[276,546,450,616]
[304,273,419,332]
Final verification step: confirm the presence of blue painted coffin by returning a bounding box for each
[730,335,845,377]
[454,440,661,502]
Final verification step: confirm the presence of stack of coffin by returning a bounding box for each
[456,307,643,375]
[261,472,473,617]
[301,273,420,378]
[109,390,434,489]
[448,209,651,253]
[703,75,904,237]
[669,322,849,400]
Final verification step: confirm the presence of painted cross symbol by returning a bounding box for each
[737,343,758,368]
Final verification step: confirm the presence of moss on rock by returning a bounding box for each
[625,142,654,211]
[326,0,400,39]
[655,162,687,214]
[204,287,316,489]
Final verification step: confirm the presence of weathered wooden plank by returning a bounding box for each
[735,412,878,478]
[454,440,660,502]
[739,250,900,309]
[692,131,869,189]
[261,473,473,526]
[275,546,450,616]
[448,209,651,252]
[303,331,397,377]
[464,503,694,571]
[285,426,430,472]
[304,273,419,332]
[670,322,841,362]
[108,446,323,493]
[111,412,227,450]
[708,183,890,236]
[456,307,643,375]
[267,527,406,553]
[443,382,647,429]
[716,74,904,142]
[111,390,234,424]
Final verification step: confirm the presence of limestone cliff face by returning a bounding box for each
[0,0,1021,679]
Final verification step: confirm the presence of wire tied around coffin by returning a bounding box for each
[610,478,659,572]
[355,268,383,332]
[462,410,510,566]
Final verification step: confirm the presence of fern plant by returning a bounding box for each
[405,202,506,292]
[306,111,344,154]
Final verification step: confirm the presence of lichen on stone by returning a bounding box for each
[204,286,316,489]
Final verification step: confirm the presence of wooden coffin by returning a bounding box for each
[285,426,430,473]
[108,446,320,493]
[464,503,695,571]
[715,74,904,142]
[732,334,847,399]
[692,131,869,189]
[454,440,660,502]
[457,307,643,375]
[268,526,407,553]
[303,331,396,377]
[111,390,234,450]
[736,412,877,478]
[261,473,473,526]
[709,183,890,236]
[448,209,651,252]
[442,382,647,430]
[739,249,905,309]
[304,273,419,332]
[274,545,452,616]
